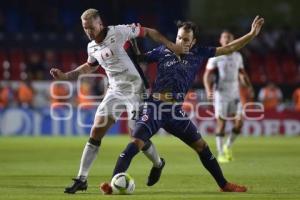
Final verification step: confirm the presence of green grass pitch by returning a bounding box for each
[0,135,299,200]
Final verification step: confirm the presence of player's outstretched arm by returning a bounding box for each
[203,69,215,101]
[216,16,264,56]
[143,27,188,55]
[50,63,98,80]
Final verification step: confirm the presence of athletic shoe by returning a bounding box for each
[100,182,113,195]
[217,154,230,163]
[147,158,165,186]
[221,182,247,192]
[223,145,233,161]
[64,178,87,194]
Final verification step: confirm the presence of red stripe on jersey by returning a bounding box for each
[123,41,131,50]
[138,27,145,37]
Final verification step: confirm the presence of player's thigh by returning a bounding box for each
[228,99,242,119]
[214,96,230,120]
[131,101,162,141]
[164,109,202,145]
[125,93,142,131]
[90,115,115,140]
[95,90,127,121]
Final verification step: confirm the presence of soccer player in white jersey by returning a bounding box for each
[50,8,186,194]
[204,30,254,163]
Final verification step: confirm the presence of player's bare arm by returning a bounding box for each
[50,63,98,80]
[203,69,215,100]
[142,27,188,55]
[216,16,264,56]
[239,68,255,97]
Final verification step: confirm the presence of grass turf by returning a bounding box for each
[0,136,299,200]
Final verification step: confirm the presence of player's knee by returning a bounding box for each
[235,121,243,131]
[216,131,225,137]
[191,139,207,153]
[216,120,226,133]
[90,116,115,140]
[232,126,241,135]
[141,140,152,151]
[90,125,106,140]
[132,124,152,144]
[88,137,101,147]
[131,138,145,150]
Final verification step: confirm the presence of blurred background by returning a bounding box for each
[0,0,299,136]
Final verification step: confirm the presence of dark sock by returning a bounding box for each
[141,140,152,151]
[198,146,227,188]
[112,142,140,176]
[88,137,101,146]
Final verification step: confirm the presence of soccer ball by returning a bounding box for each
[111,172,135,194]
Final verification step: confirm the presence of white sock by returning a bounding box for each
[142,143,162,168]
[216,136,224,155]
[77,142,99,181]
[225,132,239,148]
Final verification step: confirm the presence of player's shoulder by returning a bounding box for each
[148,45,165,54]
[87,40,97,51]
[208,54,224,62]
[111,24,133,31]
[207,56,217,62]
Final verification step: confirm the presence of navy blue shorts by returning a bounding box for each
[132,98,202,145]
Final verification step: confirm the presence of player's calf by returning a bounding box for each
[112,141,141,176]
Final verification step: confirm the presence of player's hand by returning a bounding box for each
[250,15,264,37]
[50,68,68,80]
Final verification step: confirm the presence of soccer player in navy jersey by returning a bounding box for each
[100,16,264,194]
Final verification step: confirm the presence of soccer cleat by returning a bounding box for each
[64,178,88,194]
[147,158,165,186]
[223,145,233,161]
[220,182,247,192]
[100,182,113,195]
[217,154,230,163]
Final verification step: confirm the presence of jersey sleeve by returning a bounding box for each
[87,45,99,66]
[115,24,145,42]
[206,57,217,70]
[144,46,162,63]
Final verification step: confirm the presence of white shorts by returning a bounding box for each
[95,88,142,128]
[214,92,242,119]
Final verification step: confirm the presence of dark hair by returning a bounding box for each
[176,20,199,40]
[221,29,234,35]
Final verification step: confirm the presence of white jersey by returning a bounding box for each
[87,25,145,93]
[206,52,244,100]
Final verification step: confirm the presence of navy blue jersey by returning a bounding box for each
[145,45,216,101]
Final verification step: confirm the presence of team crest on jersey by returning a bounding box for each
[141,114,149,121]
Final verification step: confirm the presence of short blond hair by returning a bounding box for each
[81,8,100,20]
